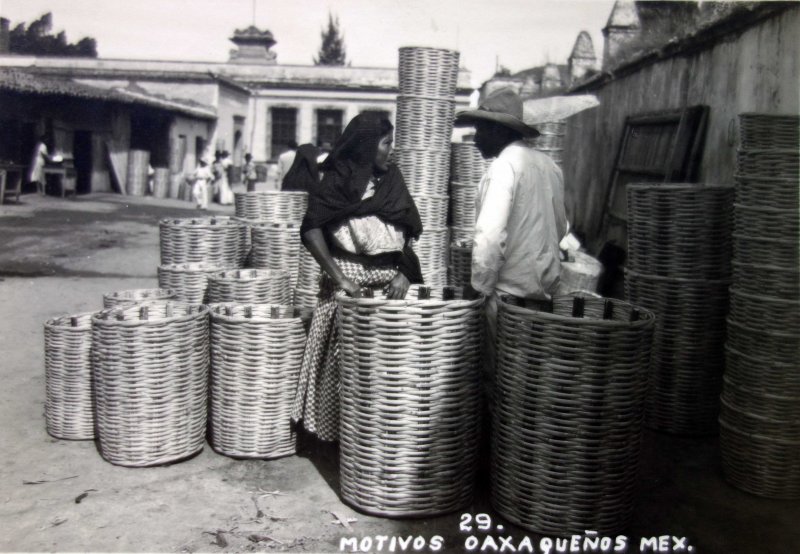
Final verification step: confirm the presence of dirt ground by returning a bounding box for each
[0,191,797,553]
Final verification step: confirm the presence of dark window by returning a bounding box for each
[270,108,297,160]
[316,109,343,147]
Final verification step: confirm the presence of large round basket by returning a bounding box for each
[411,227,449,274]
[337,285,484,517]
[392,147,449,196]
[731,260,799,298]
[44,312,96,440]
[233,191,308,223]
[449,239,472,287]
[207,269,292,305]
[733,233,799,271]
[449,182,477,228]
[422,266,448,288]
[739,113,800,151]
[208,304,306,459]
[726,316,800,364]
[413,193,449,228]
[734,203,800,240]
[728,287,799,336]
[737,149,799,180]
[492,295,655,534]
[158,262,229,304]
[159,217,248,267]
[91,302,209,467]
[102,288,176,309]
[293,288,319,311]
[450,142,489,185]
[398,47,460,98]
[624,269,729,435]
[395,96,456,151]
[250,223,303,284]
[724,344,799,397]
[626,183,735,279]
[296,247,322,292]
[734,174,799,210]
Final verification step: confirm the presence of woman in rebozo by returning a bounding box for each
[291,113,424,442]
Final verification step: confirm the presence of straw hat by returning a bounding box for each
[454,87,540,138]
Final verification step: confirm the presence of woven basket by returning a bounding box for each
[337,285,484,517]
[449,182,477,228]
[561,251,604,294]
[726,316,800,363]
[729,287,799,335]
[733,233,799,271]
[395,96,456,151]
[734,203,800,239]
[293,288,319,310]
[158,262,228,304]
[92,302,209,467]
[208,304,306,458]
[720,419,800,499]
[250,223,303,284]
[392,147,450,196]
[44,312,96,440]
[449,240,472,287]
[624,269,730,435]
[530,121,566,150]
[492,295,655,534]
[739,113,800,150]
[296,247,322,292]
[233,191,308,223]
[102,288,176,309]
[721,375,800,424]
[720,396,800,442]
[450,142,489,184]
[627,183,735,279]
[734,174,799,210]
[449,225,474,244]
[159,217,248,267]
[398,47,460,98]
[724,344,799,396]
[737,149,799,179]
[413,193,449,228]
[411,227,449,274]
[731,260,799,299]
[207,269,293,304]
[422,266,448,288]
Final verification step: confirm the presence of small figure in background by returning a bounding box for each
[243,153,258,192]
[192,158,213,210]
[28,135,50,195]
[274,140,298,185]
[216,150,234,205]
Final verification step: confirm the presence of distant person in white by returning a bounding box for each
[454,87,567,404]
[274,140,298,187]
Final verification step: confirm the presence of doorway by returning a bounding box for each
[73,130,92,194]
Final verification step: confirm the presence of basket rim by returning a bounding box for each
[733,203,800,215]
[399,45,460,55]
[158,262,233,272]
[336,286,484,308]
[208,302,309,322]
[103,288,175,299]
[731,259,800,273]
[722,375,799,403]
[719,418,800,446]
[739,112,800,119]
[413,193,450,201]
[627,183,735,192]
[45,311,98,329]
[207,268,292,281]
[499,294,656,327]
[727,316,799,338]
[624,268,732,286]
[92,301,208,326]
[233,190,308,196]
[450,181,481,188]
[732,232,799,246]
[729,286,800,305]
[725,343,796,367]
[159,216,245,228]
[396,93,457,104]
[391,146,451,155]
[250,222,301,229]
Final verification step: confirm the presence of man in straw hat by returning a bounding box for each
[455,87,567,405]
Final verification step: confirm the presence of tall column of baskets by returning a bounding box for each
[233,190,319,308]
[448,142,488,286]
[393,47,460,287]
[624,183,735,435]
[720,113,800,499]
[529,120,566,169]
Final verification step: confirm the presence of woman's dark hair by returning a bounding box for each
[323,114,393,170]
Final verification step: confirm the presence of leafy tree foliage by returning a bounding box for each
[9,12,97,57]
[314,12,347,66]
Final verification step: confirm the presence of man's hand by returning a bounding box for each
[384,272,410,299]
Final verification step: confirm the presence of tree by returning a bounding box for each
[8,12,97,58]
[314,12,347,66]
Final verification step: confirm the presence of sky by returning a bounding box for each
[0,0,617,87]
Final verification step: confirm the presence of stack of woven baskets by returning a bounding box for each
[529,120,566,169]
[448,142,488,287]
[393,46,460,287]
[492,295,655,534]
[720,113,800,499]
[233,190,320,308]
[624,183,735,436]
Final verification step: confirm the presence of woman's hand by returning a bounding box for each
[338,277,363,298]
[384,272,410,299]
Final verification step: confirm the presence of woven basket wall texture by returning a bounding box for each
[159,217,248,267]
[102,288,176,309]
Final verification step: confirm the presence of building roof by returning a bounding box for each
[605,0,640,29]
[230,26,276,48]
[570,31,596,60]
[0,68,216,119]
